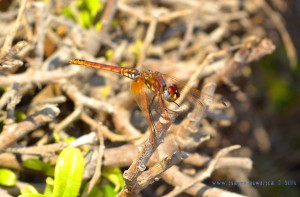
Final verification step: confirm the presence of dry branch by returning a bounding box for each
[0,67,79,87]
[0,105,60,149]
[1,0,27,54]
[164,145,241,196]
[0,0,288,196]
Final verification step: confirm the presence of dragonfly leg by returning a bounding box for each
[151,95,174,122]
[151,96,175,117]
[153,97,176,123]
[161,98,180,115]
[149,94,158,138]
[153,98,161,115]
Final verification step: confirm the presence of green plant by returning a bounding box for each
[19,147,84,197]
[63,0,103,29]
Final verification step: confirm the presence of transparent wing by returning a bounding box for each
[130,77,175,134]
[131,77,158,134]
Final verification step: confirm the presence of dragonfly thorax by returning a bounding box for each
[163,84,180,102]
[141,71,180,102]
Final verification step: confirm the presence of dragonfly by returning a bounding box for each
[69,59,216,136]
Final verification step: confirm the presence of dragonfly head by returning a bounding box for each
[164,84,180,102]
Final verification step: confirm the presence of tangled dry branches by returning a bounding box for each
[0,0,290,196]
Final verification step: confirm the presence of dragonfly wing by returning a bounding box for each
[161,73,216,107]
[131,78,156,134]
[131,77,173,135]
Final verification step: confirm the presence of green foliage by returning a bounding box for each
[14,111,27,122]
[130,40,143,60]
[105,49,114,60]
[0,168,16,187]
[22,158,54,177]
[63,136,76,143]
[86,167,124,197]
[88,183,119,197]
[63,0,103,29]
[101,167,124,193]
[52,147,85,197]
[18,193,45,197]
[20,147,84,197]
[266,76,290,111]
[260,47,300,113]
[53,133,75,142]
[19,185,43,197]
[44,177,54,196]
[19,147,124,197]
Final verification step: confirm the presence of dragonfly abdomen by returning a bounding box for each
[69,59,140,80]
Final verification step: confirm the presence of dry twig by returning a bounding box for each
[0,105,60,149]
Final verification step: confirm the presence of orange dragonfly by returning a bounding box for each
[69,59,215,135]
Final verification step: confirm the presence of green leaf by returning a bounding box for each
[63,136,76,143]
[52,147,84,197]
[0,168,16,186]
[101,184,119,197]
[88,184,117,197]
[86,0,103,17]
[53,132,60,142]
[95,21,102,30]
[22,159,54,177]
[79,10,92,28]
[130,40,143,60]
[43,177,54,196]
[105,49,114,60]
[63,7,77,22]
[19,184,43,196]
[18,194,45,197]
[23,158,45,171]
[62,0,103,29]
[101,167,124,192]
[88,185,104,197]
[14,111,27,122]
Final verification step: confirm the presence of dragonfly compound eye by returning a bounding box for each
[164,84,180,102]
